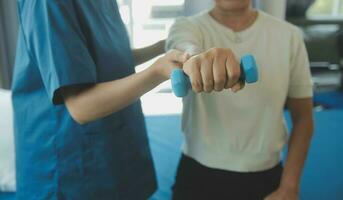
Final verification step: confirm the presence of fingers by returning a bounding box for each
[231,81,245,93]
[183,48,245,94]
[225,52,241,89]
[213,55,227,92]
[166,49,190,64]
[183,58,203,93]
[200,56,214,93]
[154,49,189,80]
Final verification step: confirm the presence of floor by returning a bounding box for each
[1,90,343,200]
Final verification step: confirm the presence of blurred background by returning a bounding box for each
[1,0,343,199]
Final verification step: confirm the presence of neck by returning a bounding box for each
[209,6,257,32]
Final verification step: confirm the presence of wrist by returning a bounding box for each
[148,63,168,83]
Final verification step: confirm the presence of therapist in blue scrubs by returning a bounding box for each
[12,0,189,199]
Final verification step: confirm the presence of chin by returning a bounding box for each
[214,0,251,12]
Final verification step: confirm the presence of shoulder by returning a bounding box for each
[259,11,303,39]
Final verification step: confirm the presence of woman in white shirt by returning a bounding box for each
[166,0,314,199]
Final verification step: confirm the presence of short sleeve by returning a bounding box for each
[166,17,203,55]
[20,0,97,104]
[287,29,313,98]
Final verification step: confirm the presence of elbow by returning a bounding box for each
[67,105,91,125]
[71,113,89,125]
[64,98,94,125]
[60,86,96,125]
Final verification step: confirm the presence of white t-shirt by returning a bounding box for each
[166,10,313,172]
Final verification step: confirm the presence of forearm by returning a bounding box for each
[62,66,164,124]
[281,117,314,190]
[132,40,165,66]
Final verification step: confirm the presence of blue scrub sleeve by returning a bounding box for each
[21,0,97,104]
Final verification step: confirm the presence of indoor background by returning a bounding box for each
[1,0,343,199]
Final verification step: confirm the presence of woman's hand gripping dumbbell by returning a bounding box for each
[171,48,258,97]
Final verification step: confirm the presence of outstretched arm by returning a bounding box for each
[61,50,188,124]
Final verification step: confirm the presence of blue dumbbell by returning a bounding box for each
[171,54,258,97]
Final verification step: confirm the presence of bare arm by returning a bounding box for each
[60,50,188,124]
[265,98,314,200]
[282,98,314,189]
[132,40,166,66]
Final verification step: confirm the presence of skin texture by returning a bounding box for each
[207,1,313,199]
[264,98,313,200]
[61,48,189,124]
[183,48,244,93]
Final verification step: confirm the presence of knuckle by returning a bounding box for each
[198,54,207,61]
[204,54,212,61]
[214,87,223,92]
[211,48,226,58]
[190,57,200,65]
[223,48,233,55]
[193,84,202,93]
[230,68,240,80]
[200,51,213,60]
[226,80,234,88]
[192,80,201,89]
[215,80,225,90]
[204,82,214,89]
[231,73,240,81]
[195,89,202,93]
[210,48,219,55]
[204,88,212,93]
[204,82,214,92]
[215,76,226,85]
[196,81,203,89]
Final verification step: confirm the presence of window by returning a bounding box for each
[118,0,185,48]
[117,0,186,115]
[307,0,343,18]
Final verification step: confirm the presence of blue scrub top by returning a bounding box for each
[12,0,156,199]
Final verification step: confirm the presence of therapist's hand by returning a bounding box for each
[183,48,244,93]
[152,49,190,81]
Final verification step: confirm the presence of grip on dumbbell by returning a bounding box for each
[171,54,258,97]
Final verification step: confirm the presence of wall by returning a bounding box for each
[184,0,214,16]
[0,0,19,89]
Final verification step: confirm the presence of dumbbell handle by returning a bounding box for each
[171,54,258,97]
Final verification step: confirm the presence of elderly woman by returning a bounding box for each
[166,0,314,199]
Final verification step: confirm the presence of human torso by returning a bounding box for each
[12,1,156,199]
